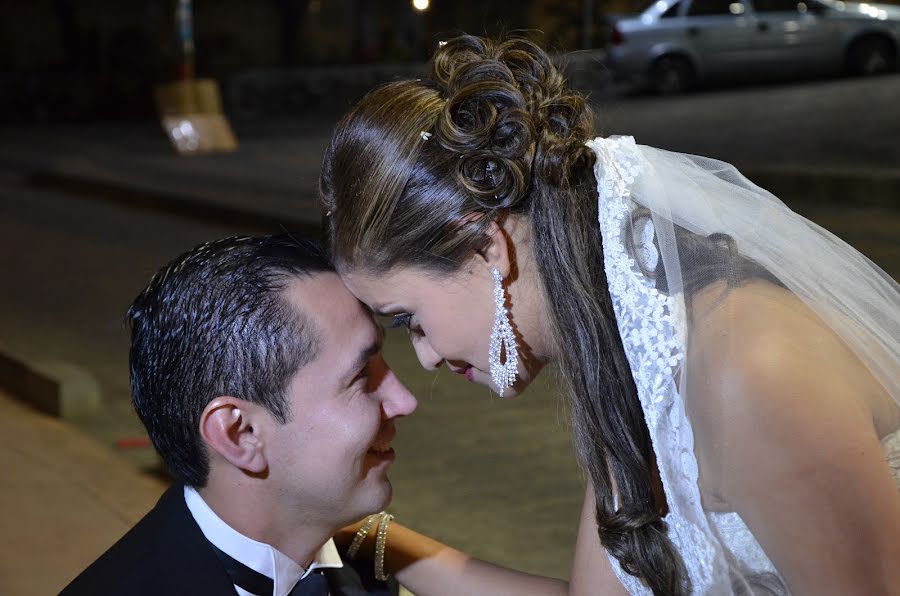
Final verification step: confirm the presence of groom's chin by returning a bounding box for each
[375,479,393,510]
[357,477,393,515]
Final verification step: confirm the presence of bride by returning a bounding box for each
[318,35,900,595]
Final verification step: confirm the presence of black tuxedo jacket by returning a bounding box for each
[61,485,399,596]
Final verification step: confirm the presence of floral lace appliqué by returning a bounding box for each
[587,136,730,594]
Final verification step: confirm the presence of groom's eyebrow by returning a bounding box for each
[370,302,406,316]
[343,325,384,385]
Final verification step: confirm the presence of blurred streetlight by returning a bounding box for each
[413,0,430,11]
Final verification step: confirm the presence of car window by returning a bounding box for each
[753,0,805,11]
[687,0,745,15]
[662,1,682,17]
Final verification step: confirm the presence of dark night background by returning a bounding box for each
[0,0,623,122]
[0,1,897,594]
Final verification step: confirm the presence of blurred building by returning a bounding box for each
[15,0,879,121]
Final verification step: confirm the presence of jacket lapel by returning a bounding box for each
[149,485,399,596]
[150,484,239,595]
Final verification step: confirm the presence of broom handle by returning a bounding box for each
[176,0,195,80]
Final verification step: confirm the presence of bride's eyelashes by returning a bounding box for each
[390,313,413,329]
[389,313,427,338]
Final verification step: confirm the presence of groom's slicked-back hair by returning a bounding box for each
[126,235,332,487]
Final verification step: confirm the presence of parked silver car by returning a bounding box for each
[607,0,900,92]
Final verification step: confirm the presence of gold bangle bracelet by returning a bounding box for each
[346,513,381,560]
[374,512,394,582]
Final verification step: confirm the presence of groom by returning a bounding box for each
[62,235,417,596]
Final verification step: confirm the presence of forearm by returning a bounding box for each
[390,522,568,596]
[345,519,568,596]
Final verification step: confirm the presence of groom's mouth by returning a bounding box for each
[366,444,395,463]
[369,438,393,453]
[367,426,396,460]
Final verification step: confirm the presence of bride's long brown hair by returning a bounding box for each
[320,35,688,594]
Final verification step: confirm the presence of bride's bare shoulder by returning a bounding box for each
[681,283,900,593]
[687,278,878,397]
[684,278,896,498]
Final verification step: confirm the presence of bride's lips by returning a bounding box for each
[448,363,475,382]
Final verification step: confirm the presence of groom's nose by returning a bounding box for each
[378,368,418,419]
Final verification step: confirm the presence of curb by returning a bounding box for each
[26,172,324,238]
[0,351,60,417]
[25,163,899,236]
[0,351,104,419]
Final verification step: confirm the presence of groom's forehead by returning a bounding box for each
[284,272,378,363]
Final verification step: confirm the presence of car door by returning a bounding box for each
[683,0,755,75]
[748,0,843,69]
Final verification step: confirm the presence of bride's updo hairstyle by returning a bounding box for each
[320,35,688,594]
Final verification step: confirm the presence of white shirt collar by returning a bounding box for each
[184,486,343,596]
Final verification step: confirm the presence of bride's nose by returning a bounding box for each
[411,335,442,371]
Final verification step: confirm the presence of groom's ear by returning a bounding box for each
[200,397,269,476]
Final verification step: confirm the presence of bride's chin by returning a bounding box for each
[494,377,531,400]
[468,366,532,398]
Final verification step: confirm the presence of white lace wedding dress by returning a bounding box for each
[587,136,900,595]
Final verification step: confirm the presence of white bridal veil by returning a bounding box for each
[587,136,899,594]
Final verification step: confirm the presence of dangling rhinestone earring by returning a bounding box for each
[489,268,519,393]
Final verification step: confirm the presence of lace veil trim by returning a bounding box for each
[587,136,730,594]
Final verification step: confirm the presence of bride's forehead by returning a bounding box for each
[340,267,426,295]
[337,269,391,306]
[342,275,427,320]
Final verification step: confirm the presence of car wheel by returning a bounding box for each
[847,37,897,76]
[650,55,694,95]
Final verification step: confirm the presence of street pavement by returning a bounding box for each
[2,73,898,232]
[0,389,166,595]
[0,74,897,591]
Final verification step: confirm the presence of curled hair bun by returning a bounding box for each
[431,35,596,209]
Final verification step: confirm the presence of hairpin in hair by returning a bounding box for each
[437,40,447,48]
[420,131,432,141]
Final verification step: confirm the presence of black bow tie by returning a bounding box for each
[288,572,329,596]
[208,542,329,596]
